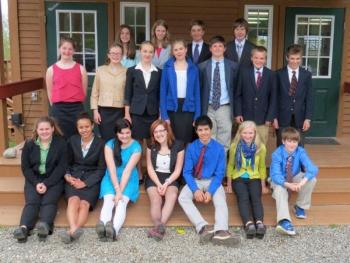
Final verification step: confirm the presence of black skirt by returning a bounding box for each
[168,99,194,144]
[131,110,158,140]
[65,182,100,209]
[50,102,84,139]
[145,171,180,189]
[98,106,125,141]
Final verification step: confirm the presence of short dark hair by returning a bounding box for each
[233,18,249,32]
[76,112,93,125]
[281,127,300,142]
[251,46,267,57]
[286,44,303,57]
[195,115,213,130]
[209,35,225,47]
[190,19,206,31]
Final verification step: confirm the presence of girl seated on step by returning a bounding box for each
[14,116,67,243]
[96,118,141,241]
[226,121,269,239]
[60,112,106,244]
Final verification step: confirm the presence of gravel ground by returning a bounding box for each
[0,225,349,263]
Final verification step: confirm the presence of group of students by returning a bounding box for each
[13,17,319,247]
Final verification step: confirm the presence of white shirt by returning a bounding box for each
[176,70,187,98]
[81,137,94,158]
[235,39,246,49]
[287,65,299,83]
[155,153,171,173]
[254,67,264,83]
[192,40,204,56]
[135,62,158,88]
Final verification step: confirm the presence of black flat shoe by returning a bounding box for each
[37,222,50,242]
[105,221,117,242]
[13,226,28,243]
[256,222,266,239]
[96,221,106,242]
[245,223,256,239]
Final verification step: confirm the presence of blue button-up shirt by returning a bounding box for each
[209,59,230,105]
[183,139,226,195]
[270,145,318,186]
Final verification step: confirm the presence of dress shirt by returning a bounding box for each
[209,59,229,105]
[135,62,158,88]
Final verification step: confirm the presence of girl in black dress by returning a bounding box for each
[60,112,106,243]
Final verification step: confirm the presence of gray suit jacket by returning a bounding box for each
[152,45,171,69]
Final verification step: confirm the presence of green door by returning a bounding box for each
[285,8,344,137]
[45,2,109,112]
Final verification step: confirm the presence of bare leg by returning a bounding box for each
[76,200,90,228]
[147,187,163,226]
[137,139,144,180]
[66,196,80,234]
[161,186,178,225]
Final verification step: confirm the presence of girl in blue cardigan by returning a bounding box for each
[160,39,201,144]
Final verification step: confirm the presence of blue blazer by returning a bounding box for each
[235,66,277,125]
[160,57,201,121]
[276,66,313,128]
[224,40,255,67]
[198,58,238,116]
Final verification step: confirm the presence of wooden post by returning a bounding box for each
[0,0,9,153]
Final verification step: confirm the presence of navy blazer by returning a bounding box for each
[124,66,161,116]
[235,66,277,125]
[160,57,201,121]
[276,66,313,128]
[186,42,211,65]
[198,58,238,116]
[224,40,255,67]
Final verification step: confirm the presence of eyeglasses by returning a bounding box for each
[153,129,167,135]
[109,52,122,56]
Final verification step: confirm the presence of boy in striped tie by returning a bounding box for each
[178,115,241,247]
[270,127,318,236]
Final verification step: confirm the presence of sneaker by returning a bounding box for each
[60,231,73,244]
[105,221,117,242]
[36,222,49,242]
[199,225,215,244]
[157,224,166,235]
[212,230,241,248]
[96,221,106,241]
[71,228,84,241]
[244,223,256,239]
[294,205,306,219]
[147,227,164,241]
[13,226,28,243]
[276,220,296,236]
[255,222,266,239]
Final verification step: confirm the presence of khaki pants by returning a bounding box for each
[271,172,317,222]
[256,124,269,146]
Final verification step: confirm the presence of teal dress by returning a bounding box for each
[99,139,141,202]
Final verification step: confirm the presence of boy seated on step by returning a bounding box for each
[178,115,241,247]
[270,127,318,236]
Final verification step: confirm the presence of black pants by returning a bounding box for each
[20,180,64,232]
[276,114,305,147]
[232,178,264,225]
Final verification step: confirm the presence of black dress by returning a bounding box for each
[64,135,106,208]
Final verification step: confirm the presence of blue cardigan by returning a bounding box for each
[160,57,201,121]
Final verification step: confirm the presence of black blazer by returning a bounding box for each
[235,66,277,125]
[276,66,313,128]
[124,66,161,115]
[198,58,239,116]
[148,140,184,173]
[66,135,106,188]
[224,40,255,67]
[186,42,211,65]
[21,135,67,188]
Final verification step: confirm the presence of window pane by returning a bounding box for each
[85,34,95,52]
[59,33,70,41]
[297,37,307,52]
[297,17,308,24]
[135,26,146,45]
[258,11,269,27]
[297,23,308,36]
[248,30,258,45]
[309,18,320,36]
[319,58,329,76]
[72,33,83,52]
[136,7,146,25]
[84,13,95,32]
[320,38,330,56]
[85,54,96,73]
[71,13,82,32]
[307,58,318,76]
[321,18,332,36]
[73,53,83,65]
[59,13,70,32]
[307,37,320,57]
[125,7,135,25]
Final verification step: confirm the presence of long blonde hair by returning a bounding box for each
[232,121,263,153]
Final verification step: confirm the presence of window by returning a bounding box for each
[120,2,150,45]
[244,5,273,68]
[56,10,98,75]
[295,15,334,78]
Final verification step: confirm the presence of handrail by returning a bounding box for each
[0,77,44,99]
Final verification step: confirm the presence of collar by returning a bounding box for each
[211,58,224,64]
[135,62,158,72]
[35,138,52,150]
[287,65,299,75]
[198,138,212,149]
[192,40,204,46]
[235,38,246,47]
[255,67,264,74]
[281,145,298,158]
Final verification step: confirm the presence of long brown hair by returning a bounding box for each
[149,119,175,150]
[117,24,137,59]
[151,19,170,49]
[32,116,63,140]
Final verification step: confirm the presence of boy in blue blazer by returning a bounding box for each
[270,127,318,236]
[235,46,276,144]
[274,44,313,146]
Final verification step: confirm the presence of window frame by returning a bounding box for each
[294,15,334,79]
[120,2,150,44]
[55,9,98,76]
[244,5,274,68]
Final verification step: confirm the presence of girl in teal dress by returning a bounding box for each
[97,118,141,241]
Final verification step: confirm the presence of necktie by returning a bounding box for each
[286,155,294,196]
[236,43,242,60]
[212,62,221,111]
[256,70,262,89]
[194,145,207,179]
[193,44,200,64]
[289,71,298,97]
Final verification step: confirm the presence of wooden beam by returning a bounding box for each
[0,1,5,85]
[0,78,44,99]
